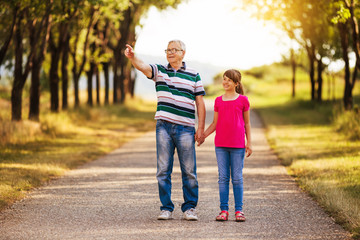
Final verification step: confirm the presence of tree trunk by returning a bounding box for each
[344,1,358,109]
[11,10,31,121]
[110,7,132,104]
[29,62,41,121]
[71,7,96,107]
[338,23,352,110]
[305,45,316,101]
[62,35,70,110]
[113,58,119,103]
[290,48,296,98]
[49,34,61,112]
[346,59,358,109]
[87,62,95,106]
[103,62,110,105]
[119,61,126,103]
[129,67,136,98]
[72,33,80,107]
[316,57,323,103]
[11,84,24,121]
[344,75,353,110]
[48,21,69,112]
[309,58,316,101]
[346,1,360,70]
[29,1,51,121]
[73,68,80,107]
[0,6,17,66]
[12,12,24,121]
[119,8,132,103]
[96,66,100,105]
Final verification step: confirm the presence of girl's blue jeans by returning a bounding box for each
[215,147,245,212]
[156,120,198,212]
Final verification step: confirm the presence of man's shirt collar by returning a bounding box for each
[167,62,186,71]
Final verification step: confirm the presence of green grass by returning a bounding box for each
[207,63,360,239]
[0,92,157,211]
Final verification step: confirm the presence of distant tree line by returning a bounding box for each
[0,0,181,121]
[243,0,359,110]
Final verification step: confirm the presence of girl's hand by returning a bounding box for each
[195,129,205,146]
[245,144,252,157]
[124,44,135,59]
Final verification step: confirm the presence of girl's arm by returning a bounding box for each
[243,110,252,157]
[198,111,218,146]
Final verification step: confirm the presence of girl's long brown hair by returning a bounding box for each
[223,69,244,95]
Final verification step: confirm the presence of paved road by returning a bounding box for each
[0,101,351,240]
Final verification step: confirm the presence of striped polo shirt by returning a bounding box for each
[149,62,206,127]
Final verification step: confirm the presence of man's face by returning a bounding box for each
[166,42,185,65]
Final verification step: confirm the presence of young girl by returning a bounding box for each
[203,69,252,222]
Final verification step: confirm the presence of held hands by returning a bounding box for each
[124,44,134,59]
[195,129,205,146]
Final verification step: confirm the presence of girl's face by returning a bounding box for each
[222,75,238,92]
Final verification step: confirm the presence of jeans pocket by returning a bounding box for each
[182,125,195,135]
[156,119,164,127]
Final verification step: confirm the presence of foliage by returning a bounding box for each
[333,104,360,140]
[243,65,269,79]
[331,2,351,24]
[0,0,185,120]
[241,0,357,106]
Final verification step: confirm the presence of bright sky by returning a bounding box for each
[134,0,290,70]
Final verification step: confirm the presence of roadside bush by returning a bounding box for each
[333,104,360,140]
[244,65,268,79]
[0,120,42,145]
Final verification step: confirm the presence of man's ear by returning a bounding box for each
[182,50,186,58]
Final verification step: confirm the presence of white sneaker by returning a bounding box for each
[157,210,173,220]
[183,208,198,221]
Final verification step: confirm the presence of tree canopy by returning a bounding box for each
[242,0,360,109]
[0,0,182,121]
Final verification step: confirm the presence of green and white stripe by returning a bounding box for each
[149,63,205,126]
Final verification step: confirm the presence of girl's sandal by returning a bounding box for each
[235,211,246,222]
[216,210,229,221]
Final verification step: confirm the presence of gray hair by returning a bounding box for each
[168,39,186,51]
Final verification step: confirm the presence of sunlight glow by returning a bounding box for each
[135,0,289,70]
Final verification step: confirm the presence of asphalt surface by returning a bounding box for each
[0,100,352,240]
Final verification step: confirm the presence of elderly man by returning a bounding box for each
[125,40,206,221]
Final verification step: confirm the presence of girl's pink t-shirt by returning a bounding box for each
[214,95,250,148]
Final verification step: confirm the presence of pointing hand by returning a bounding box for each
[124,44,134,59]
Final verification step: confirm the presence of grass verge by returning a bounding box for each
[0,96,156,212]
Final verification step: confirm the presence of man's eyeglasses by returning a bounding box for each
[165,48,183,54]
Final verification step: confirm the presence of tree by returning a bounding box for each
[98,19,111,105]
[70,4,97,107]
[5,0,184,121]
[242,0,338,102]
[333,0,359,109]
[28,0,52,121]
[0,1,17,70]
[108,4,133,104]
[48,0,81,111]
[290,48,297,98]
[107,0,182,104]
[11,3,33,121]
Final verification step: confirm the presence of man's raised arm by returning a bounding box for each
[124,44,153,79]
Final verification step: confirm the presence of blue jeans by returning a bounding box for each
[156,120,198,212]
[215,147,245,212]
